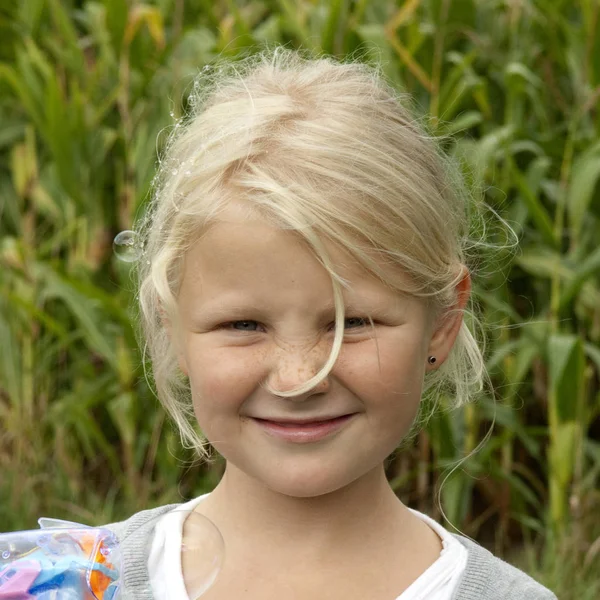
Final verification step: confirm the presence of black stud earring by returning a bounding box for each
[428,356,437,364]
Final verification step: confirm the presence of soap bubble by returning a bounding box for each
[148,509,225,600]
[113,230,142,263]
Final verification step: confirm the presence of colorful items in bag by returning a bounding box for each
[0,522,119,600]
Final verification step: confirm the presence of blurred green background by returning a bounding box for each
[1,0,599,597]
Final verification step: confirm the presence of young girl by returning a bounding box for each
[108,47,556,600]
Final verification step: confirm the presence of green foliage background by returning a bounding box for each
[0,1,599,596]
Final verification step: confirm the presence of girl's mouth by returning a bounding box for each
[250,414,356,443]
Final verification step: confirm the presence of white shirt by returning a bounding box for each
[148,494,468,600]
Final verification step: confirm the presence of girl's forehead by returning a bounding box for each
[188,216,365,281]
[180,211,419,308]
[186,219,352,281]
[196,200,365,258]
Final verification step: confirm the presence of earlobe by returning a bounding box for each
[426,266,471,369]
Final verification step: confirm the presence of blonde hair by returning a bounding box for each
[135,46,492,459]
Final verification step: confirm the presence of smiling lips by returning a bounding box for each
[255,414,354,425]
[251,414,356,443]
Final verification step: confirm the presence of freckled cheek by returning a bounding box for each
[338,338,425,410]
[186,345,265,410]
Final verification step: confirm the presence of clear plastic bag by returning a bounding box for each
[0,509,224,600]
[0,521,119,600]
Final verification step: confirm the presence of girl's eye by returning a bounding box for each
[225,320,261,332]
[348,317,369,328]
[221,317,369,332]
[329,317,369,331]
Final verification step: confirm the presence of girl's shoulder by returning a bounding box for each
[102,503,181,599]
[104,503,178,537]
[450,534,557,600]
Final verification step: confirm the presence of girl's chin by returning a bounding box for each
[214,458,349,498]
[256,467,369,499]
[215,444,384,499]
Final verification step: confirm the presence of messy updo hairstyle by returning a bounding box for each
[135,46,493,459]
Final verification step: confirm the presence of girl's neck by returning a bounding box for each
[194,463,417,563]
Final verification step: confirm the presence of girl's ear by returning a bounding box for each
[160,304,189,376]
[426,266,471,370]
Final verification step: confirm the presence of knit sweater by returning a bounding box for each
[105,503,557,600]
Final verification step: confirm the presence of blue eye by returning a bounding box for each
[328,317,369,331]
[228,320,260,331]
[345,317,368,328]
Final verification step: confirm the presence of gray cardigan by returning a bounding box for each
[106,503,557,599]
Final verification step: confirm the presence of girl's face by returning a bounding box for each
[175,205,450,498]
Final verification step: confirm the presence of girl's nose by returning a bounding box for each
[267,345,332,398]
